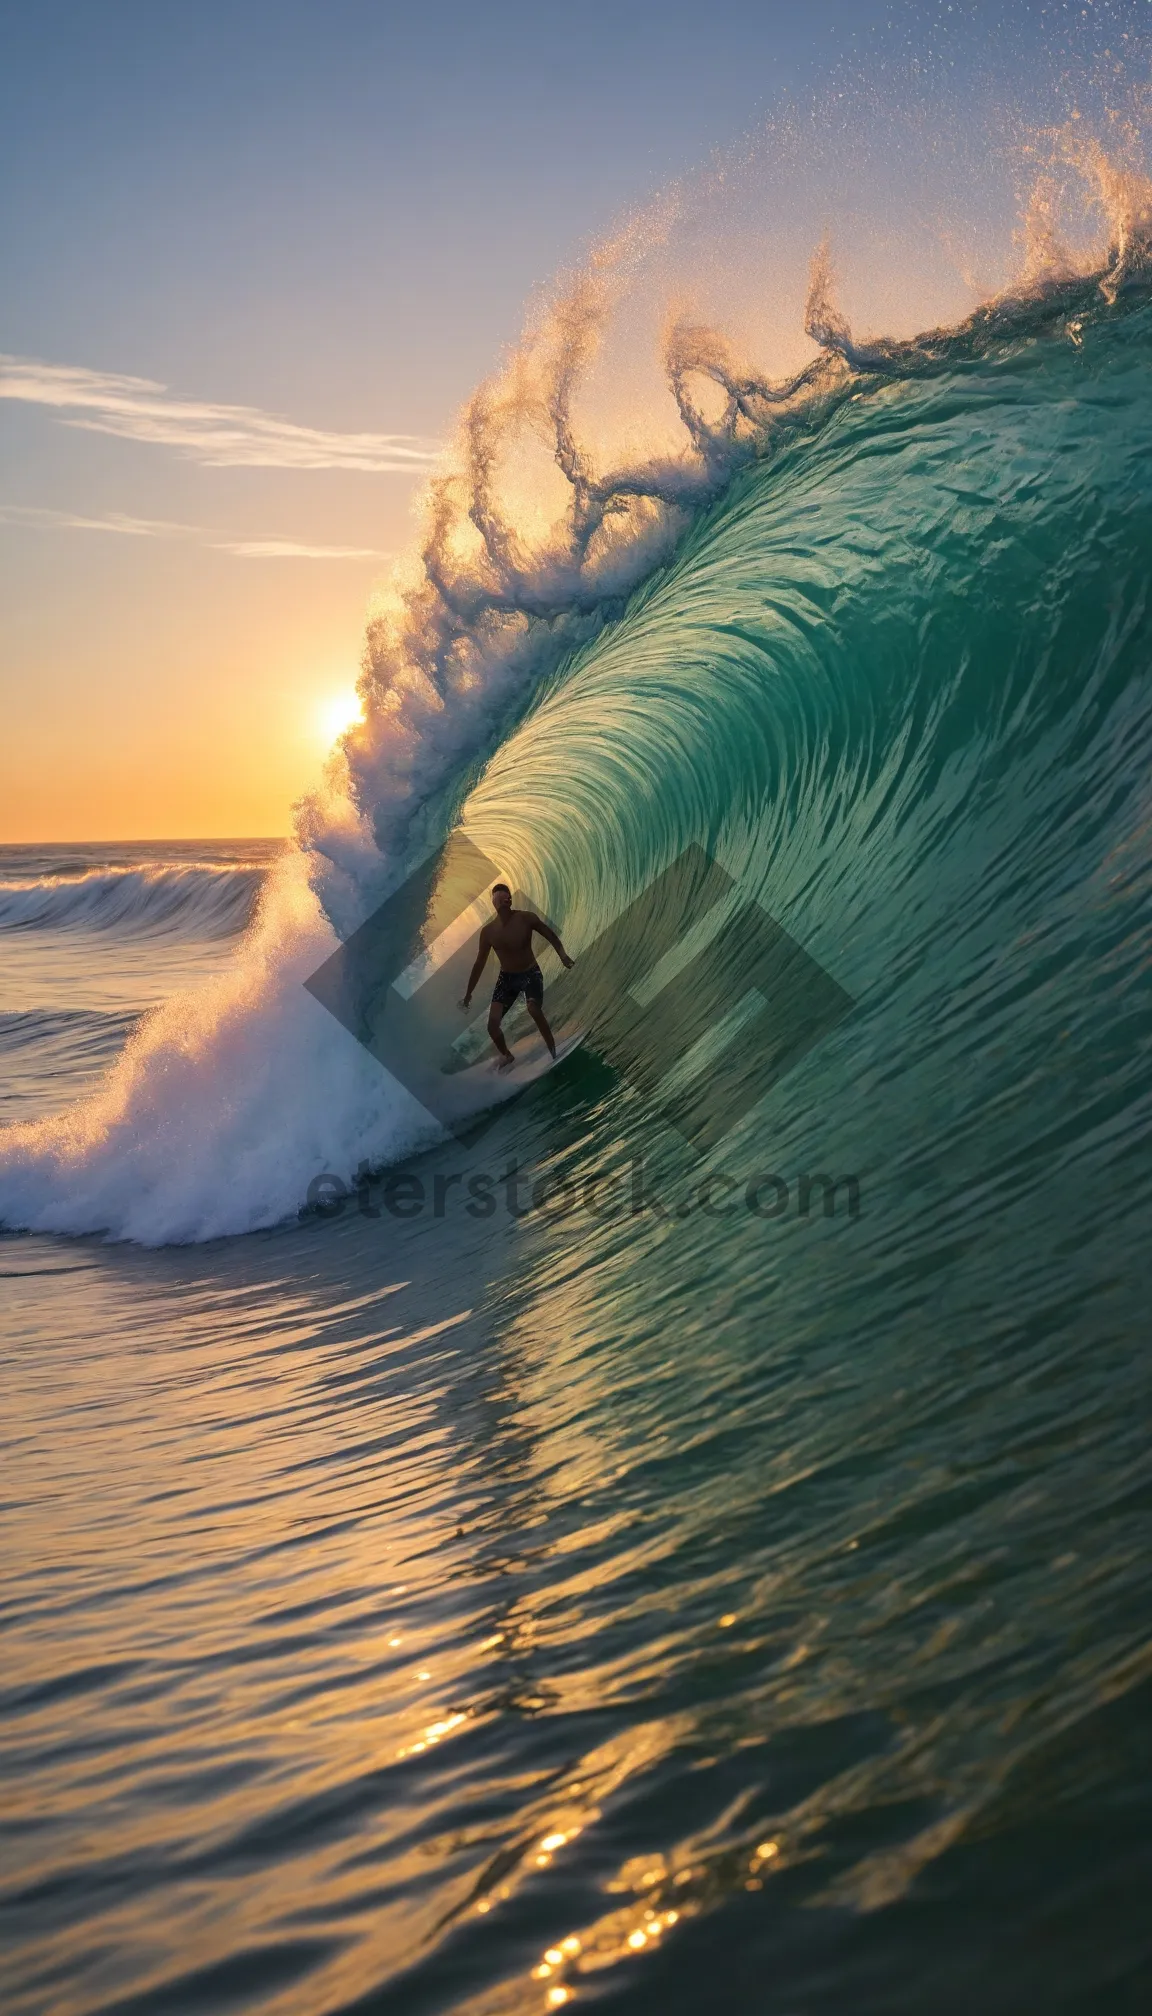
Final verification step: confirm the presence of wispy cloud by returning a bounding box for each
[0,501,389,562]
[216,538,383,560]
[0,502,199,537]
[0,354,442,473]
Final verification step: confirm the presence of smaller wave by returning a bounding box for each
[0,1007,140,1052]
[0,1008,142,1123]
[0,863,264,938]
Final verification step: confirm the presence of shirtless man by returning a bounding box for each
[459,882,574,1068]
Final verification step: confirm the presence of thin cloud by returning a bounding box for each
[0,500,389,561]
[216,538,383,559]
[0,353,443,473]
[0,502,198,537]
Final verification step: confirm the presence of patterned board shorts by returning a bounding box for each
[491,963,544,1010]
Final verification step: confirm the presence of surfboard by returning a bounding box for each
[484,1027,586,1086]
[436,1028,586,1126]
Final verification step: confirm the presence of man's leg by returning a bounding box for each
[525,998,557,1058]
[487,1001,515,1066]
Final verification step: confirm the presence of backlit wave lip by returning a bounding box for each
[298,117,1152,933]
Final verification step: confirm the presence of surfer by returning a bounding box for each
[459,883,574,1068]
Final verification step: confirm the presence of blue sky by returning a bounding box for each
[2,1,904,422]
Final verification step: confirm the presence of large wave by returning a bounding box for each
[2,76,1152,1243]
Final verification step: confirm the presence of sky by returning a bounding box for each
[0,0,1139,840]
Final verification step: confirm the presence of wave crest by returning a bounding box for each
[299,109,1152,939]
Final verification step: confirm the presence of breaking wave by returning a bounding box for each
[2,68,1152,1243]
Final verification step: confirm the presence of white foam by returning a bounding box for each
[0,857,441,1244]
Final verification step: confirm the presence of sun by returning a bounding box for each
[317,688,364,746]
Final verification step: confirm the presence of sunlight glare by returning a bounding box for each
[317,688,364,746]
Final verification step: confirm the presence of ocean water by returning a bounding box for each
[5,129,1152,2016]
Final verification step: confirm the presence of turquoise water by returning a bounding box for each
[3,288,1152,2011]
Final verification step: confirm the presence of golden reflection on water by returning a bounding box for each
[6,1103,1150,2016]
[517,1831,796,2008]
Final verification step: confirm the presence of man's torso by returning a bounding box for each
[486,911,539,972]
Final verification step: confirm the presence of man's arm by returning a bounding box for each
[527,914,574,970]
[460,927,492,1009]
